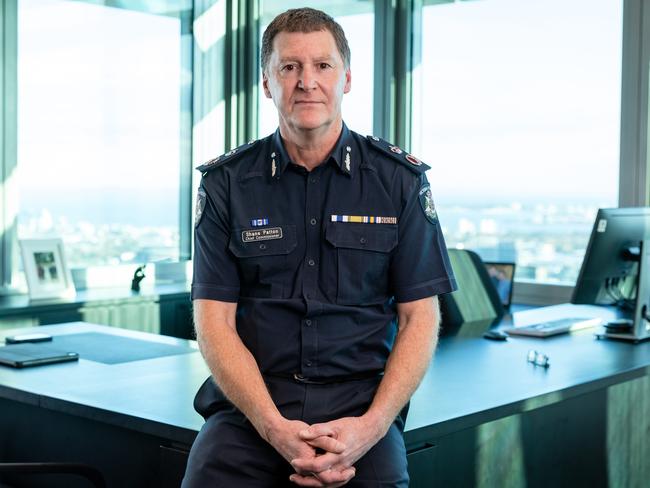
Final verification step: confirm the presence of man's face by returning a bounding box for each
[263,29,351,134]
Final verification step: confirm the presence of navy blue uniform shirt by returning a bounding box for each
[192,124,456,379]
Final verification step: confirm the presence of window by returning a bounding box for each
[258,0,375,138]
[3,0,642,299]
[413,0,623,284]
[16,0,192,269]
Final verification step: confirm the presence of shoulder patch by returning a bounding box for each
[196,139,259,173]
[418,184,438,224]
[194,188,206,228]
[365,135,431,174]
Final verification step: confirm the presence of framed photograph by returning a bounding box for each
[483,261,516,308]
[19,238,75,300]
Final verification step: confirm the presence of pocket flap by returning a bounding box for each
[229,225,297,257]
[325,222,397,253]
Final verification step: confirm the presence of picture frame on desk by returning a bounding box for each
[19,238,75,300]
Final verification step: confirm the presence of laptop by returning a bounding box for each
[504,317,603,338]
[0,343,79,368]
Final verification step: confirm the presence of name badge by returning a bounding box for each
[242,227,283,242]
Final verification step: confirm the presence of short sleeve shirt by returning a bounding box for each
[192,124,456,378]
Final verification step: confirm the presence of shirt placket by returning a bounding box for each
[300,165,324,377]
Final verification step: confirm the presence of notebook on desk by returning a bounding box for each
[0,343,79,368]
[504,317,603,338]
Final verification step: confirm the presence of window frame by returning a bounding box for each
[1,0,18,294]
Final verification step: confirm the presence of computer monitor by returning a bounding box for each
[571,207,650,342]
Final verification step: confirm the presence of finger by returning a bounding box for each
[305,435,346,454]
[289,474,326,487]
[313,467,356,485]
[300,424,337,440]
[289,467,355,488]
[325,475,356,488]
[292,452,340,474]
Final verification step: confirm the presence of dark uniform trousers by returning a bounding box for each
[181,375,409,487]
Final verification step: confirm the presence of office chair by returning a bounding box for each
[439,249,505,333]
[0,462,106,488]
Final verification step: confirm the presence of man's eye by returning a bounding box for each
[282,64,295,72]
[319,63,331,69]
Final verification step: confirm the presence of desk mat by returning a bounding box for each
[46,332,197,364]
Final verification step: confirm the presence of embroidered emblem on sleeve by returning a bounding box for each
[195,189,206,228]
[418,185,438,224]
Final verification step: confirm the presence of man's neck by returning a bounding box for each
[279,120,343,172]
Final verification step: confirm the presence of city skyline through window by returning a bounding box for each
[414,0,622,284]
[17,0,187,269]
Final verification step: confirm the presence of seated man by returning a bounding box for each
[183,7,456,487]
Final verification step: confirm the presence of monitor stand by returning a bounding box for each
[596,239,650,343]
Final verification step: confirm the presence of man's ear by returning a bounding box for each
[262,72,273,99]
[343,68,351,94]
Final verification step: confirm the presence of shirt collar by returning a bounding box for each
[269,123,355,180]
[270,129,292,179]
[329,123,355,178]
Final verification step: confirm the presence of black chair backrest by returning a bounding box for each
[440,249,505,329]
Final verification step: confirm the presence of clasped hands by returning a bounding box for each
[267,416,382,487]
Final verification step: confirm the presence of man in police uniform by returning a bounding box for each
[183,7,456,487]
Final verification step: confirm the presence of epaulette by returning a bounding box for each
[366,135,431,174]
[196,139,259,173]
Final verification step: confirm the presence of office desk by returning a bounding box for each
[0,305,648,487]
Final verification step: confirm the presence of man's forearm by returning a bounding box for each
[364,297,439,437]
[194,300,282,440]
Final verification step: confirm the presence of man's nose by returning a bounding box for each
[298,66,317,90]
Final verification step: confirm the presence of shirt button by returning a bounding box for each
[308,259,315,266]
[360,237,367,244]
[305,319,312,326]
[310,218,317,225]
[306,361,312,367]
[310,178,317,184]
[259,244,267,250]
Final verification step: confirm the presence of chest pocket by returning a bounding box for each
[325,222,398,305]
[229,225,297,298]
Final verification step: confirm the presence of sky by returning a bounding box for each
[18,0,182,194]
[414,0,622,204]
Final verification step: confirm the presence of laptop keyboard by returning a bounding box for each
[505,317,602,338]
